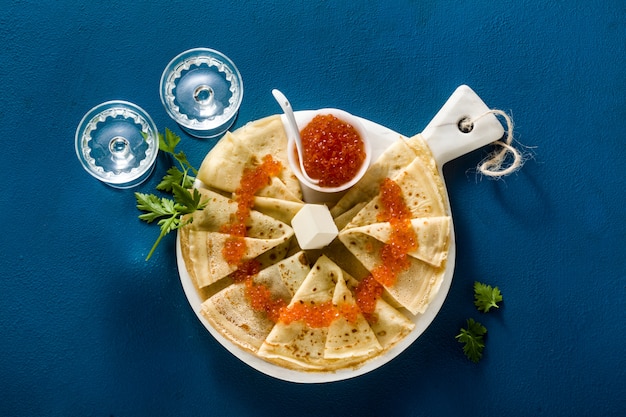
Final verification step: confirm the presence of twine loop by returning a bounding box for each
[469,109,525,178]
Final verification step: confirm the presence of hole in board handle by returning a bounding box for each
[457,117,474,133]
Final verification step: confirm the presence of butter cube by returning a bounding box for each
[291,204,339,250]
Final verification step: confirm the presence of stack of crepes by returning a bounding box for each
[179,114,451,372]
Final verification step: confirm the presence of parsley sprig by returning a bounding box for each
[455,318,487,363]
[473,281,503,313]
[456,281,504,362]
[135,128,208,260]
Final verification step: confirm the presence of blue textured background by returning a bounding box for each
[1,1,625,415]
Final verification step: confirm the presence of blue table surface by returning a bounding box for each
[1,1,625,416]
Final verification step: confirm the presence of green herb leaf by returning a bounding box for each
[157,215,182,235]
[159,127,181,154]
[135,129,208,260]
[473,281,504,313]
[172,183,207,214]
[157,166,187,192]
[135,193,177,222]
[456,318,487,363]
[173,150,198,176]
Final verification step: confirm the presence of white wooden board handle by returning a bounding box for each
[422,85,505,166]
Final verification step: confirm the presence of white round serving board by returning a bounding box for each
[176,111,456,384]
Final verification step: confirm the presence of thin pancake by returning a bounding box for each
[253,196,304,224]
[257,255,339,370]
[339,216,451,267]
[342,274,415,349]
[180,188,294,288]
[200,252,311,353]
[344,155,448,230]
[197,115,302,200]
[331,133,435,218]
[339,232,446,315]
[337,153,450,315]
[324,273,382,359]
[367,296,416,349]
[258,255,391,371]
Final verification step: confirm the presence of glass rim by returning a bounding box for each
[75,100,160,187]
[159,47,244,135]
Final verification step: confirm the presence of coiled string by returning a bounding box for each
[463,109,525,178]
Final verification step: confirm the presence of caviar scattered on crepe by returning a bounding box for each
[179,114,451,372]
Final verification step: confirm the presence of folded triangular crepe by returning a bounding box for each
[197,115,302,200]
[331,134,436,217]
[200,252,310,353]
[336,152,450,315]
[252,196,304,224]
[324,273,382,359]
[339,216,450,268]
[387,261,446,316]
[367,296,416,349]
[257,255,337,370]
[341,274,415,349]
[339,231,445,315]
[258,255,385,371]
[179,188,294,288]
[344,155,448,230]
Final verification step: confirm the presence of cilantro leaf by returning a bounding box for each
[473,281,503,313]
[456,318,487,363]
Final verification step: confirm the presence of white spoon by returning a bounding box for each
[272,89,320,185]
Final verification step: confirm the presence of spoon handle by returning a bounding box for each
[272,89,300,147]
[272,89,320,185]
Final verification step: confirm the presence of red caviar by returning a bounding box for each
[221,155,283,266]
[219,156,290,323]
[372,178,417,287]
[279,300,361,328]
[299,114,365,187]
[230,259,287,323]
[355,275,384,319]
[377,177,413,223]
[245,277,287,323]
[233,154,282,226]
[222,235,247,266]
[355,178,418,319]
[231,259,261,283]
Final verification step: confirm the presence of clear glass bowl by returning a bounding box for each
[160,48,243,138]
[75,100,159,188]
